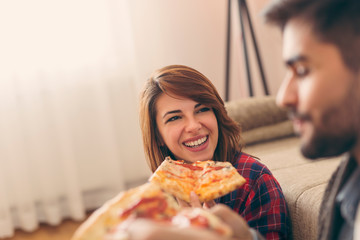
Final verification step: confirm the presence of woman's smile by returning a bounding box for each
[183,135,208,148]
[183,135,210,153]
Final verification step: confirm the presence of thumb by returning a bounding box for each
[189,192,202,208]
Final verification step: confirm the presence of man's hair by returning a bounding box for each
[139,65,242,172]
[263,0,360,72]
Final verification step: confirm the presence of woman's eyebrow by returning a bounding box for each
[162,110,181,119]
[194,103,202,109]
[162,103,203,119]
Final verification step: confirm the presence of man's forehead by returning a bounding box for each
[282,18,316,62]
[282,19,349,72]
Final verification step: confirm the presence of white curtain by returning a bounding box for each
[0,0,150,237]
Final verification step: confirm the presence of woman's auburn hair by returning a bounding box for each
[139,65,243,172]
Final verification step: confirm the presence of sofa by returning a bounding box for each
[225,96,343,240]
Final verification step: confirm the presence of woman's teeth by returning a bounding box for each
[184,136,207,148]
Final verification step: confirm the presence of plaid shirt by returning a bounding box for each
[216,152,291,239]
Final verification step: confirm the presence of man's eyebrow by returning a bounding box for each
[285,55,308,66]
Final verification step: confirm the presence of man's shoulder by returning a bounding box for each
[318,154,353,240]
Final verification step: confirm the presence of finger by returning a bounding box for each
[203,200,216,209]
[189,192,202,208]
[176,197,190,208]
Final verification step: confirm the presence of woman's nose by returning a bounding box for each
[184,117,202,132]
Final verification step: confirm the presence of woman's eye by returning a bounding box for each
[166,116,180,123]
[197,107,211,113]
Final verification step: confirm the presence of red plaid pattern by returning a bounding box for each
[216,153,292,239]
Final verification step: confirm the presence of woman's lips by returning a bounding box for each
[183,135,209,152]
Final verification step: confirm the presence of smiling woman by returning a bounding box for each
[138,65,292,239]
[139,65,241,172]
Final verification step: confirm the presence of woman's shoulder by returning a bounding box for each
[233,152,273,178]
[234,152,266,167]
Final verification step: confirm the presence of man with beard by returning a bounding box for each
[263,0,360,239]
[125,0,360,239]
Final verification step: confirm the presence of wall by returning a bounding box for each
[127,0,285,101]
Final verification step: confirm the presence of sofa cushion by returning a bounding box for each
[241,121,294,146]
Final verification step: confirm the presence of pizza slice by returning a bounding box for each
[71,183,179,240]
[149,157,199,202]
[149,157,246,203]
[195,160,247,202]
[71,182,233,240]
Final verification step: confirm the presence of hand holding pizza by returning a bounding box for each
[71,158,247,240]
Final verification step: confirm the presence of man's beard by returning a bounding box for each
[301,126,356,159]
[299,93,358,159]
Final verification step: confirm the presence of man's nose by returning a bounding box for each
[276,76,298,109]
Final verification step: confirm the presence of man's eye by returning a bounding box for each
[197,107,211,113]
[166,116,180,123]
[294,65,309,77]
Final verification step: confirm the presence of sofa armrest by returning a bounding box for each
[225,96,295,145]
